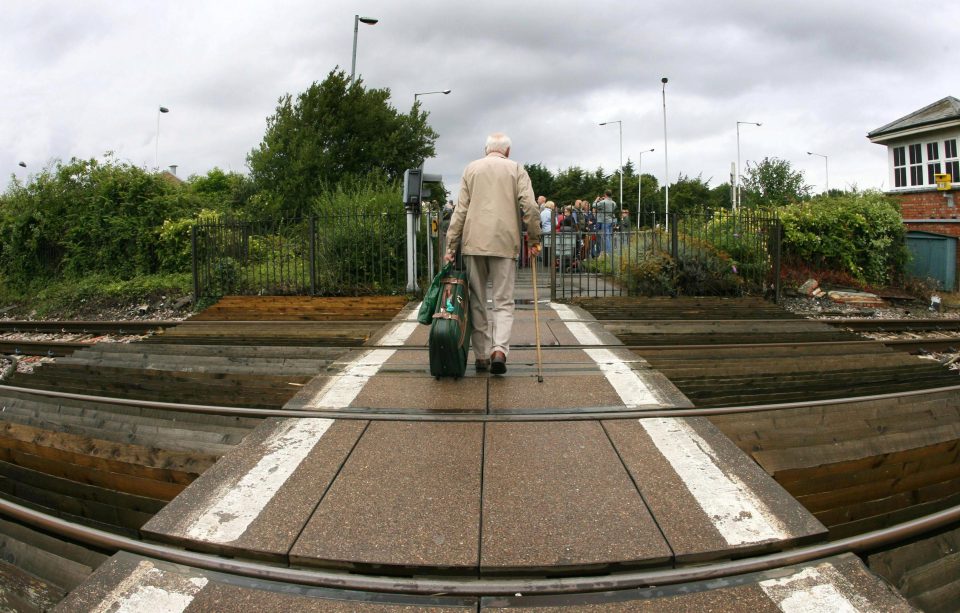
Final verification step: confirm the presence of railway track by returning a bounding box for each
[2,296,960,610]
[1,384,959,609]
[2,318,960,358]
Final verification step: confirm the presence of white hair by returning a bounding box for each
[484,132,511,155]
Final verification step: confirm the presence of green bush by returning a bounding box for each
[157,209,224,273]
[586,229,747,296]
[311,174,407,294]
[0,156,200,286]
[779,191,906,286]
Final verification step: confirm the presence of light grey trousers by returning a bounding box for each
[464,255,516,359]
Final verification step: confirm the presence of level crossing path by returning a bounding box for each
[59,279,917,610]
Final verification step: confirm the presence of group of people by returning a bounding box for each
[536,192,630,270]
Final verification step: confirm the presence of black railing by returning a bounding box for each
[192,210,432,299]
[192,207,781,301]
[549,208,781,301]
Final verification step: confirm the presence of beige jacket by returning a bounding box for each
[445,152,541,259]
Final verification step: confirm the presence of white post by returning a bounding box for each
[405,209,419,291]
[637,148,654,230]
[736,121,762,209]
[618,121,623,209]
[807,151,829,194]
[661,78,669,231]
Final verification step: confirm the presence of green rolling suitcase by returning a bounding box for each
[428,268,472,378]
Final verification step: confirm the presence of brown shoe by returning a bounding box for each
[490,351,507,375]
[475,358,490,372]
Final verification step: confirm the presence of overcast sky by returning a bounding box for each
[2,0,954,201]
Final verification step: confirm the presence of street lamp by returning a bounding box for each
[156,105,169,170]
[807,151,829,194]
[736,120,762,210]
[350,15,379,84]
[637,147,655,229]
[599,120,623,208]
[661,77,669,231]
[414,89,451,105]
[17,162,26,168]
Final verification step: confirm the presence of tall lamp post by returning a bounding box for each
[350,15,379,84]
[414,89,451,105]
[599,120,623,209]
[156,106,169,170]
[661,78,669,231]
[807,151,829,194]
[637,147,655,229]
[736,120,761,210]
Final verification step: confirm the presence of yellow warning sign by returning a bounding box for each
[935,173,953,191]
[430,218,439,237]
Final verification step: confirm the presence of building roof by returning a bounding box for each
[868,96,960,141]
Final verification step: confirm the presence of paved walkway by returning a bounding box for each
[57,279,918,610]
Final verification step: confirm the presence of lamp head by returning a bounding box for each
[661,77,668,84]
[358,16,378,25]
[159,106,169,113]
[442,89,451,94]
[18,161,26,168]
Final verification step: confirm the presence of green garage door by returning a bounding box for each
[906,231,957,291]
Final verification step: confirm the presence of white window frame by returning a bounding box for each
[893,145,907,188]
[889,133,960,191]
[945,138,959,183]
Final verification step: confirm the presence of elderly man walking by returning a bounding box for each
[444,132,541,375]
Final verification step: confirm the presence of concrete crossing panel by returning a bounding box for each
[481,554,913,611]
[481,421,671,572]
[604,417,826,562]
[141,417,366,560]
[53,552,477,612]
[291,421,483,571]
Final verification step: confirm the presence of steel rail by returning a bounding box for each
[2,383,959,422]
[0,321,178,334]
[1,496,957,596]
[0,340,91,357]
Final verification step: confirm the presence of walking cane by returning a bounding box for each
[531,247,545,383]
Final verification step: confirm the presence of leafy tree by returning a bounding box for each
[525,163,555,200]
[186,168,257,214]
[708,182,734,211]
[247,69,438,218]
[666,174,713,215]
[741,157,811,208]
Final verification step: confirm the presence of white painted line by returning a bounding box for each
[306,307,422,408]
[92,560,207,613]
[641,417,790,546]
[304,348,396,408]
[760,562,877,612]
[184,418,334,544]
[380,301,422,345]
[552,303,659,407]
[585,348,659,407]
[381,321,418,345]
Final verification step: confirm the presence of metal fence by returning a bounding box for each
[191,210,434,299]
[549,208,781,301]
[192,207,781,301]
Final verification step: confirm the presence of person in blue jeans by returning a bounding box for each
[595,190,617,255]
